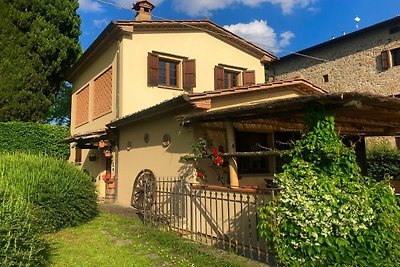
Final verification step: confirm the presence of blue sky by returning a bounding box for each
[78,0,400,57]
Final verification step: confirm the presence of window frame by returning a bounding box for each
[381,47,400,70]
[224,70,240,89]
[158,58,180,88]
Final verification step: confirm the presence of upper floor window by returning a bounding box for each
[381,48,400,70]
[93,67,113,119]
[148,52,196,91]
[74,85,89,127]
[214,65,255,90]
[159,59,178,87]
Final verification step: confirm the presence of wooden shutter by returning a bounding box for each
[243,70,256,86]
[183,59,196,91]
[75,148,82,163]
[381,50,390,70]
[148,52,159,86]
[214,65,224,90]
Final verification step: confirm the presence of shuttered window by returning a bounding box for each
[93,67,113,119]
[215,65,256,90]
[148,52,196,90]
[391,48,400,66]
[183,59,196,91]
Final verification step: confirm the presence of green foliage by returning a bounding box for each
[367,142,400,181]
[0,190,48,266]
[0,153,99,232]
[0,121,70,159]
[44,82,72,126]
[258,108,400,266]
[0,0,81,122]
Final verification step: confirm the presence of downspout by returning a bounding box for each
[113,39,122,203]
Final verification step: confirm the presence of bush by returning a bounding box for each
[0,122,69,159]
[367,142,400,181]
[258,109,400,266]
[0,153,98,232]
[0,190,48,266]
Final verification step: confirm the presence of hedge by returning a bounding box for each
[367,142,400,181]
[0,153,99,232]
[0,122,69,159]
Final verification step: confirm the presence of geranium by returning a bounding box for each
[213,156,224,166]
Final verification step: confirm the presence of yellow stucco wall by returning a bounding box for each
[116,112,194,206]
[119,30,266,116]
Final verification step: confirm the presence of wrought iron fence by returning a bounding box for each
[140,176,279,265]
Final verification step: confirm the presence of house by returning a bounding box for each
[269,16,400,96]
[66,0,276,203]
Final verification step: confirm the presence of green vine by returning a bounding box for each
[258,107,400,266]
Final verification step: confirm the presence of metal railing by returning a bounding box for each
[141,177,278,264]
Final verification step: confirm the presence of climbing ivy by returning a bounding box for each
[258,108,400,266]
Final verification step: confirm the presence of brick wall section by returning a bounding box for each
[75,85,89,127]
[93,67,113,119]
[271,25,400,95]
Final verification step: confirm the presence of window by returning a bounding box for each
[159,59,178,87]
[381,48,400,70]
[148,52,196,90]
[323,74,329,83]
[236,132,272,175]
[214,65,255,90]
[75,147,82,163]
[74,85,89,127]
[391,48,400,66]
[224,70,239,89]
[93,67,113,119]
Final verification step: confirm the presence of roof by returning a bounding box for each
[64,129,109,143]
[108,78,323,127]
[180,92,400,136]
[67,19,276,81]
[188,78,325,100]
[276,16,400,63]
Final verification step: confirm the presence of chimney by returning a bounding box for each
[133,0,155,21]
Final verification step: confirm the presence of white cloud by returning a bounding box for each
[172,0,318,17]
[79,0,104,12]
[93,18,109,28]
[223,20,294,53]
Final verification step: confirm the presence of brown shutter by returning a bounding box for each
[183,59,196,91]
[243,70,256,86]
[75,148,82,163]
[214,65,224,90]
[381,50,390,70]
[148,52,159,86]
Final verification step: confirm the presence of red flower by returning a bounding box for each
[214,156,223,166]
[197,171,203,177]
[212,147,219,157]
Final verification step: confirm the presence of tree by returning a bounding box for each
[0,0,81,122]
[258,108,400,266]
[44,82,72,125]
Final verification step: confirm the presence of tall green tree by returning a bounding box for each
[0,0,81,122]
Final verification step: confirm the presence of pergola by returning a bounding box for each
[180,92,400,186]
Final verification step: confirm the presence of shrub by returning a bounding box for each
[367,142,400,181]
[0,190,48,266]
[258,109,400,266]
[0,122,69,159]
[0,153,98,232]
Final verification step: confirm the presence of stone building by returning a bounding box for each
[269,16,400,96]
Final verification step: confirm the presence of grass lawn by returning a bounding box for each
[46,207,267,267]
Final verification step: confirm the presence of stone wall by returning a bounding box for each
[270,24,400,96]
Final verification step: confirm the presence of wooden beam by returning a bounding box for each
[225,121,239,187]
